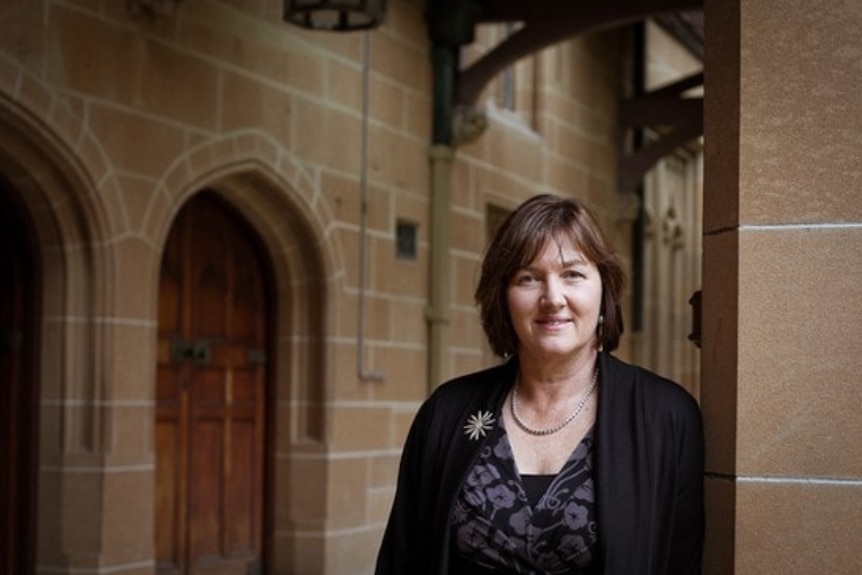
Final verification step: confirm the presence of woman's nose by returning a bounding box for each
[540,278,564,307]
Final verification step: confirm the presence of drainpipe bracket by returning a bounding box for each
[425,307,450,325]
[452,105,488,147]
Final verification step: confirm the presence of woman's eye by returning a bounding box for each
[563,269,584,280]
[515,273,537,285]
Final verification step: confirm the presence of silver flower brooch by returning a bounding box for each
[464,410,496,440]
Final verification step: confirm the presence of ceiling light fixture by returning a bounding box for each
[283,0,386,32]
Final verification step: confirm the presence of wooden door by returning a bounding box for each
[156,193,270,575]
[0,185,37,575]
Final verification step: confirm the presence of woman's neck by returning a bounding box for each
[515,352,599,402]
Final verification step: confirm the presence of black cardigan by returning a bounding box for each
[375,353,704,575]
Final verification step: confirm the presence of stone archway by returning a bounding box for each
[155,191,273,574]
[155,138,342,573]
[0,97,113,573]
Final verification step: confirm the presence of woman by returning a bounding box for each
[376,194,704,574]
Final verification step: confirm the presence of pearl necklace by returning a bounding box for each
[510,367,599,436]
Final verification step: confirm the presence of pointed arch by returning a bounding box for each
[0,90,117,571]
[153,131,345,573]
[153,132,343,442]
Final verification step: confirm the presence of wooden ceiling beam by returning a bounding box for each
[457,0,702,105]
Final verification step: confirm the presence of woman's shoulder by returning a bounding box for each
[603,354,700,415]
[408,361,514,438]
[428,360,514,404]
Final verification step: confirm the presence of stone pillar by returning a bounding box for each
[702,1,862,573]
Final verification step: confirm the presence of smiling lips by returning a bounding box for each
[536,316,571,329]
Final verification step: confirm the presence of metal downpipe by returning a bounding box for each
[426,42,457,391]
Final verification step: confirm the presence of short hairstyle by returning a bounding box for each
[475,193,626,358]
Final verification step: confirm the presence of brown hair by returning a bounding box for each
[475,194,626,358]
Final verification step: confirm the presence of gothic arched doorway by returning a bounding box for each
[156,192,273,574]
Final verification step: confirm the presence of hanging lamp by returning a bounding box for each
[283,0,386,31]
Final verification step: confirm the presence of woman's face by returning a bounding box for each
[506,235,603,363]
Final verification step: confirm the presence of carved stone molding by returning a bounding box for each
[662,205,685,249]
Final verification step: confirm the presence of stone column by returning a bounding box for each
[702,1,862,573]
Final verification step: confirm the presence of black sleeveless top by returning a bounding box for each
[450,420,599,574]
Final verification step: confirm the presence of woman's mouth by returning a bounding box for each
[536,317,570,328]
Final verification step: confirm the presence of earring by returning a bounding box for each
[596,315,605,352]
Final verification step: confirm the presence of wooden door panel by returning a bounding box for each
[227,418,258,553]
[192,368,225,404]
[156,355,188,573]
[155,417,183,568]
[230,258,264,339]
[192,222,229,340]
[156,193,268,575]
[190,419,224,560]
[232,370,258,403]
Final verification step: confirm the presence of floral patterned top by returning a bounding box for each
[449,420,598,574]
